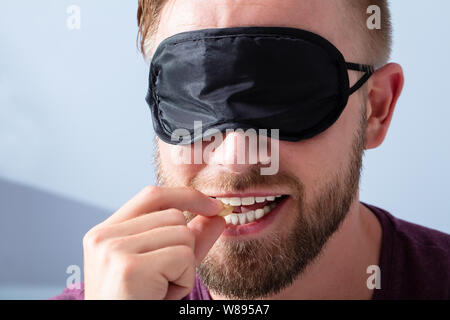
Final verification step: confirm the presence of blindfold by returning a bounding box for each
[146,27,374,145]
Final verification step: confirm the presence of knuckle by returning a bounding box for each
[104,237,127,252]
[187,188,202,197]
[83,227,106,248]
[175,226,195,247]
[118,255,139,281]
[167,209,187,225]
[175,245,195,263]
[142,185,160,198]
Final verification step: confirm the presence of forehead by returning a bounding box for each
[154,0,359,61]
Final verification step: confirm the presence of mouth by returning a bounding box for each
[210,194,289,227]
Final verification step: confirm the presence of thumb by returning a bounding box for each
[187,215,225,266]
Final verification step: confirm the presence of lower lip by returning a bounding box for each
[221,197,289,237]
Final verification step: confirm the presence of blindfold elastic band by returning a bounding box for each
[346,63,375,95]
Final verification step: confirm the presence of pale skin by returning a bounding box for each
[83,0,404,299]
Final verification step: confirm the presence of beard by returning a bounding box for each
[154,109,367,299]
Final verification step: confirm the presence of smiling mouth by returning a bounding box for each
[210,195,289,226]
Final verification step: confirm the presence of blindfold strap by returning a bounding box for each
[346,63,375,95]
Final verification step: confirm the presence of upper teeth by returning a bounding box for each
[217,195,282,206]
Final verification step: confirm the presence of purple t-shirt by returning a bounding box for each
[50,203,450,300]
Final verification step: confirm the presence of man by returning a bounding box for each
[53,0,449,300]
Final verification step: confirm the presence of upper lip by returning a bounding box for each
[203,190,289,198]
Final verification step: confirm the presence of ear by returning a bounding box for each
[364,63,404,149]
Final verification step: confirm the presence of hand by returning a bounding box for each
[82,186,225,300]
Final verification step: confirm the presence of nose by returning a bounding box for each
[206,130,262,174]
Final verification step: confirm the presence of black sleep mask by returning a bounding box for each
[146,27,374,145]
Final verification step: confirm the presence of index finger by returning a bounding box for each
[104,186,224,225]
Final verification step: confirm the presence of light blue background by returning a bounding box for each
[0,1,449,299]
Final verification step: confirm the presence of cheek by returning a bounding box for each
[280,100,360,187]
[158,142,203,186]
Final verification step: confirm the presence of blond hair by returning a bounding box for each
[137,0,392,66]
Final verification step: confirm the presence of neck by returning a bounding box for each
[209,194,382,300]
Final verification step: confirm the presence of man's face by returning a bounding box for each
[153,0,368,298]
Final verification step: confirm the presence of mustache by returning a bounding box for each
[188,165,304,200]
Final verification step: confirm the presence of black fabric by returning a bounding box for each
[146,27,374,145]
